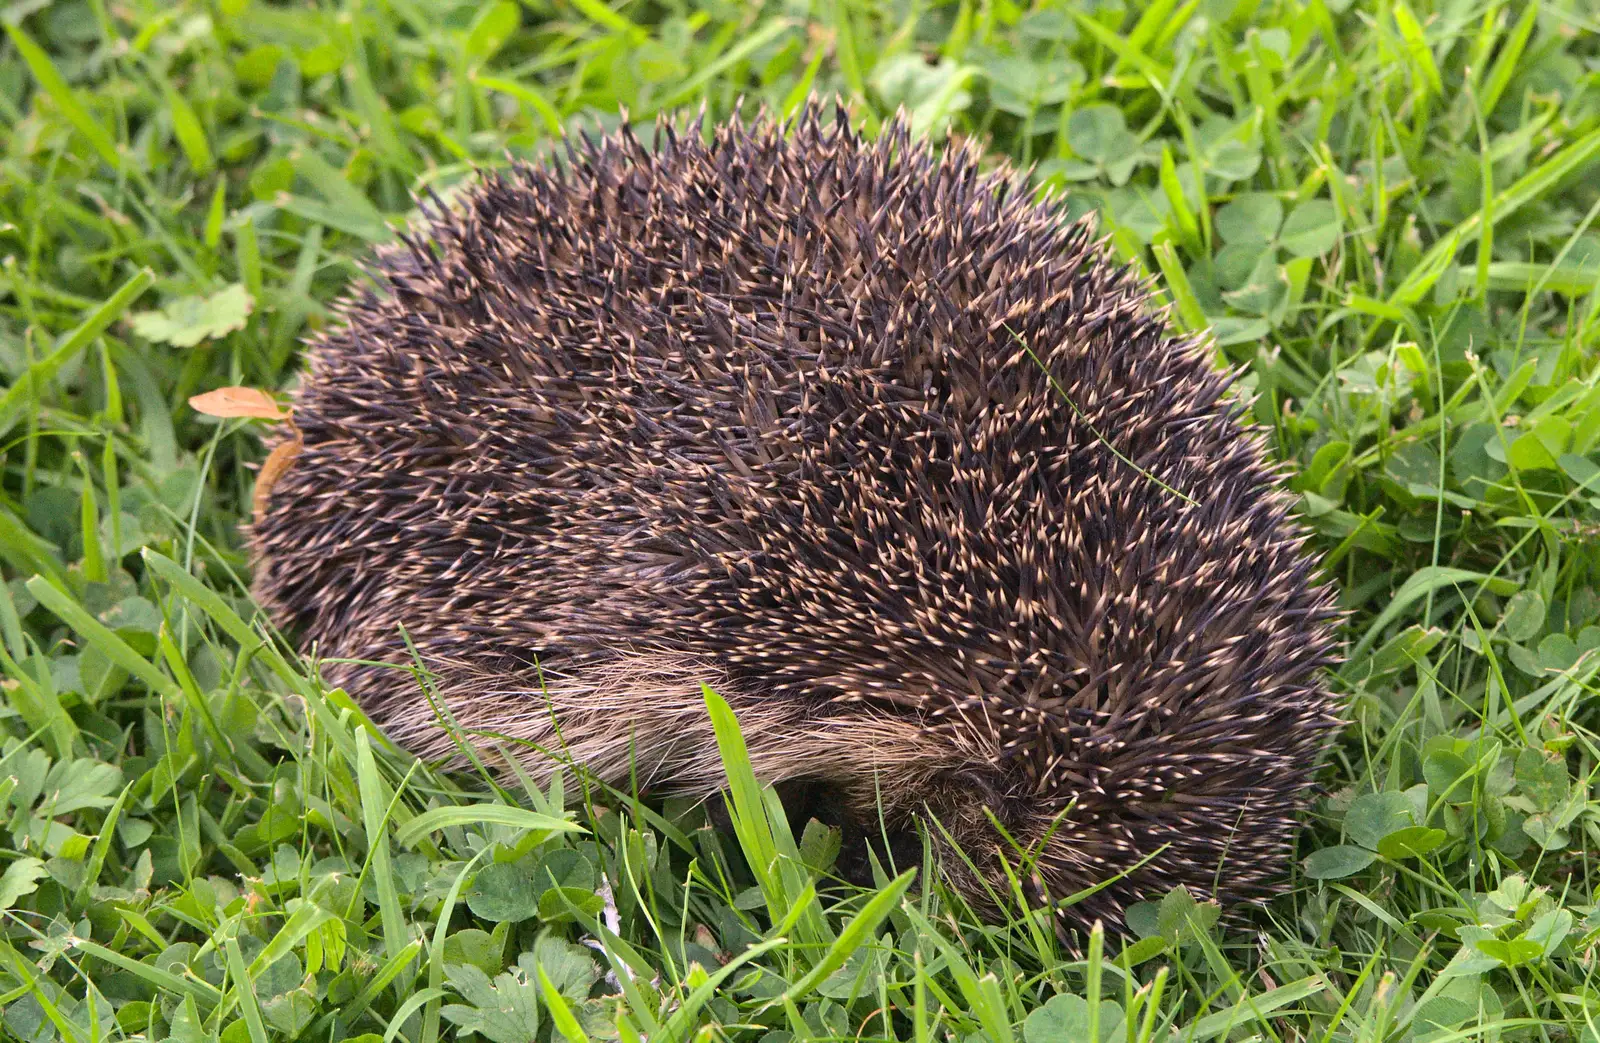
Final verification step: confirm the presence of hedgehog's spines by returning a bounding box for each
[251,98,1343,938]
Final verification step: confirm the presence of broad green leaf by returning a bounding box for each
[1216,192,1283,245]
[1156,885,1219,943]
[1525,909,1574,956]
[131,284,253,348]
[1345,791,1415,851]
[1280,199,1340,257]
[465,862,541,923]
[1067,104,1136,163]
[1376,825,1447,860]
[1303,845,1376,879]
[1025,994,1126,1043]
[0,858,48,909]
[441,961,540,1043]
[1473,936,1543,969]
[1515,747,1569,811]
[1502,590,1547,643]
[464,1,521,62]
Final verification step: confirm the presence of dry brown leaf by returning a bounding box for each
[189,386,288,420]
[253,431,304,524]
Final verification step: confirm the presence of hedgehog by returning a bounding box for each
[248,101,1343,936]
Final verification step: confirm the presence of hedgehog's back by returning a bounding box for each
[250,105,1341,933]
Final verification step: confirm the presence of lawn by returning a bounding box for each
[4,0,1600,1040]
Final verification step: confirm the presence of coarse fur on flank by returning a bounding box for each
[248,99,1344,936]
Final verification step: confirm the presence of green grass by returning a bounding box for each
[3,0,1600,1040]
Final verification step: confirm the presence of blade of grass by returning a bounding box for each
[777,868,915,1003]
[393,803,585,848]
[25,576,181,700]
[1390,125,1600,305]
[355,730,413,962]
[0,269,154,440]
[6,24,122,170]
[222,937,271,1043]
